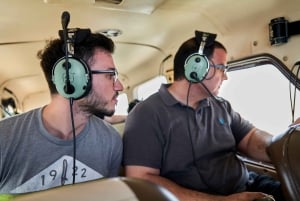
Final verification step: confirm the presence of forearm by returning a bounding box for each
[104,115,126,124]
[133,173,224,201]
[125,166,266,201]
[239,128,273,162]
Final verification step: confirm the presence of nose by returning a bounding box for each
[223,72,228,80]
[114,79,124,91]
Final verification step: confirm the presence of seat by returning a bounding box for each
[267,125,300,201]
[9,177,178,201]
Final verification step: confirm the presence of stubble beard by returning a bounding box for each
[78,90,115,117]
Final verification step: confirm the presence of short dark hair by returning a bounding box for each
[128,99,141,113]
[37,32,115,94]
[173,37,227,81]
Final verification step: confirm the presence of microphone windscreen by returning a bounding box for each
[61,11,70,29]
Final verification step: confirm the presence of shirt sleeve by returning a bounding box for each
[224,100,254,144]
[122,101,164,169]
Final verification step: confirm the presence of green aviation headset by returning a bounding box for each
[52,12,92,100]
[184,31,217,83]
[52,54,91,100]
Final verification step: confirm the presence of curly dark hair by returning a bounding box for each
[37,32,115,94]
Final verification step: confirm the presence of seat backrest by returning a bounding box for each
[267,125,300,201]
[10,177,179,201]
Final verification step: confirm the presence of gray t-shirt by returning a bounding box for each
[0,107,122,194]
[123,84,254,195]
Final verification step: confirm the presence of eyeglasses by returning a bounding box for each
[91,69,119,84]
[211,64,228,73]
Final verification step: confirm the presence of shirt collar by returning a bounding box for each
[159,83,212,109]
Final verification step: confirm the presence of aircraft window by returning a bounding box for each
[115,93,129,115]
[0,93,129,118]
[1,97,18,118]
[219,64,300,135]
[133,75,168,100]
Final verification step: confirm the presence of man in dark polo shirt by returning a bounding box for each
[123,31,285,201]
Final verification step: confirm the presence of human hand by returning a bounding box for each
[223,192,268,201]
[290,117,300,126]
[253,194,275,201]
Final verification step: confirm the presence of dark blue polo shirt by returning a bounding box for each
[123,84,254,195]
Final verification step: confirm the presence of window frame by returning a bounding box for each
[228,53,300,90]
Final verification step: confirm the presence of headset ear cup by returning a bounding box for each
[184,53,209,82]
[52,57,91,99]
